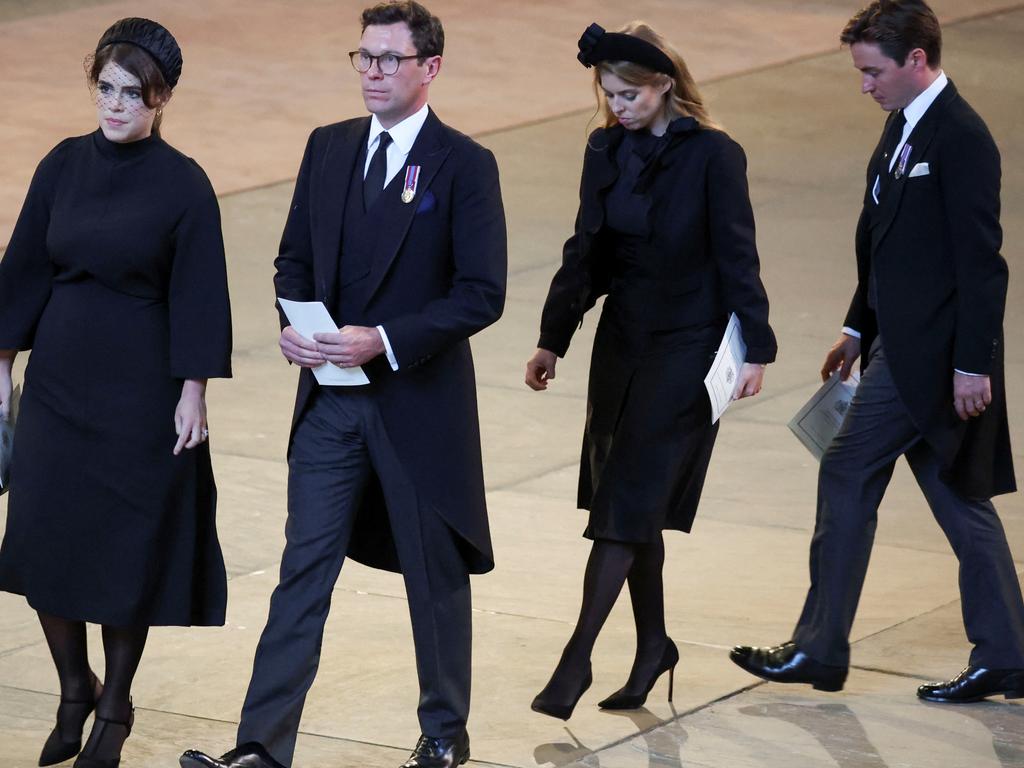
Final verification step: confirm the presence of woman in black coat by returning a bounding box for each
[525,21,776,719]
[0,19,231,767]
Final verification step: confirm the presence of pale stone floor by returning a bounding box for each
[2,2,1024,767]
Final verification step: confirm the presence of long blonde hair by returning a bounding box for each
[592,21,718,131]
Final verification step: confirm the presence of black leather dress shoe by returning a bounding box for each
[399,732,470,768]
[179,742,287,768]
[730,641,847,692]
[917,666,1024,703]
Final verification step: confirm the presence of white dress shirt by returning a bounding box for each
[363,103,430,370]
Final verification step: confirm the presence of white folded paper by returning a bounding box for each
[704,313,747,424]
[277,299,370,386]
[788,372,860,460]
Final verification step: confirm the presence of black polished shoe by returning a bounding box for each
[39,673,103,766]
[399,732,470,768]
[599,638,680,710]
[531,664,593,720]
[180,742,288,768]
[730,641,847,692]
[917,666,1024,703]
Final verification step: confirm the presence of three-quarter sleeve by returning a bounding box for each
[0,144,68,350]
[168,167,233,379]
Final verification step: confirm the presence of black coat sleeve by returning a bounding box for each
[537,140,610,358]
[383,145,508,364]
[941,118,1006,375]
[0,142,70,350]
[168,164,233,380]
[706,137,777,365]
[842,204,874,337]
[537,204,587,358]
[273,128,319,330]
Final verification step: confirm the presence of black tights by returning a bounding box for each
[541,535,668,702]
[38,613,147,755]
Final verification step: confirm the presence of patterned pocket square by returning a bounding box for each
[909,162,930,178]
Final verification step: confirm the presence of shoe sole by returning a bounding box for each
[812,680,845,693]
[732,658,846,692]
[918,689,1024,704]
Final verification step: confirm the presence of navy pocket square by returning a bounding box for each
[416,190,436,214]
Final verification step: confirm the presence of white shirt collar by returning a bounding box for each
[902,71,948,129]
[367,103,430,154]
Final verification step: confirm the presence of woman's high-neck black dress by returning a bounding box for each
[0,130,232,627]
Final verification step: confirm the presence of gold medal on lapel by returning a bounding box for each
[402,165,420,204]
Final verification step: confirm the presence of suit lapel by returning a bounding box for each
[870,83,955,249]
[364,109,451,301]
[316,119,368,299]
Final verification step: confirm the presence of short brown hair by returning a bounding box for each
[361,1,444,60]
[841,0,942,67]
[88,43,172,134]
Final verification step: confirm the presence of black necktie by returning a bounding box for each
[363,131,392,209]
[877,110,907,197]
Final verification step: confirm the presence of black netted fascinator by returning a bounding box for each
[97,17,183,88]
[577,23,675,76]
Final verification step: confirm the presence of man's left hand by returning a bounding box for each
[313,326,385,368]
[953,372,992,421]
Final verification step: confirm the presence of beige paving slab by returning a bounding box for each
[227,487,969,648]
[0,684,414,768]
[852,580,1024,680]
[0,591,45,659]
[0,570,754,767]
[564,670,1023,768]
[506,412,1024,566]
[3,0,1021,247]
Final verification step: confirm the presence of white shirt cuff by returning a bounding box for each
[377,325,399,371]
[841,327,861,339]
[954,369,985,377]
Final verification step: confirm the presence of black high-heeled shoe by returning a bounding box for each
[598,638,679,710]
[39,673,103,767]
[531,664,593,721]
[72,706,134,768]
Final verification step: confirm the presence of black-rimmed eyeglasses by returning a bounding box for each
[349,50,420,76]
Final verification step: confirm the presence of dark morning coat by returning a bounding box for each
[845,80,1014,499]
[538,119,776,534]
[273,109,507,574]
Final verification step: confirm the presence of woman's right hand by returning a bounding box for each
[525,348,558,391]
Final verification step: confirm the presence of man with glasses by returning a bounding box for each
[180,3,507,768]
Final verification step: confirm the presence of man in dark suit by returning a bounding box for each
[181,3,506,767]
[731,0,1024,702]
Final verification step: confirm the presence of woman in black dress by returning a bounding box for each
[525,21,776,719]
[0,18,232,767]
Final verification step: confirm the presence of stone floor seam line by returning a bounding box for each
[848,664,934,682]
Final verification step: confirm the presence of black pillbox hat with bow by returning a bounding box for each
[96,17,183,88]
[577,23,675,76]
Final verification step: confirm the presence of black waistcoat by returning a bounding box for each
[335,142,401,325]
